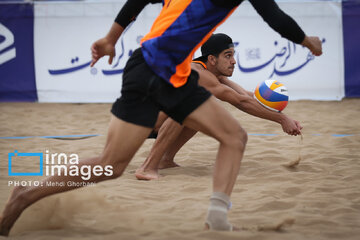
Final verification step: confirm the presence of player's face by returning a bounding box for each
[214,48,236,77]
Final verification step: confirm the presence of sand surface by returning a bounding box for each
[0,100,359,240]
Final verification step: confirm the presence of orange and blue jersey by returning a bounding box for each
[141,0,240,87]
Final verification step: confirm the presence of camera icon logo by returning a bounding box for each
[8,150,43,176]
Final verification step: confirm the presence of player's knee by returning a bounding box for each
[222,125,247,151]
[234,126,247,150]
[240,127,248,145]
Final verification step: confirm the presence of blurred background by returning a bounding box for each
[1,0,359,102]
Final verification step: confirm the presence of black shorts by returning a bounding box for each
[111,48,211,128]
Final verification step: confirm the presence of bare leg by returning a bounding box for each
[183,97,247,195]
[158,126,197,169]
[153,112,168,133]
[182,97,247,231]
[0,116,152,236]
[135,118,184,180]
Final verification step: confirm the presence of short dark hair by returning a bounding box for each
[194,33,234,62]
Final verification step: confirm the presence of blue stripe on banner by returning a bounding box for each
[342,0,360,97]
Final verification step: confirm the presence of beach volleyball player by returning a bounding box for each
[135,33,302,180]
[0,0,322,235]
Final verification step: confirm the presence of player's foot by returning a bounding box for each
[158,159,180,169]
[135,168,159,180]
[0,186,28,236]
[204,223,240,231]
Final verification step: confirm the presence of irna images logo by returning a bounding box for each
[8,150,113,180]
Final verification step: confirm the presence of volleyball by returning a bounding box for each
[254,79,289,112]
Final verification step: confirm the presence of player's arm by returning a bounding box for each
[218,76,253,97]
[192,63,255,107]
[114,0,162,30]
[200,72,282,125]
[193,63,302,135]
[249,0,322,56]
[91,0,162,67]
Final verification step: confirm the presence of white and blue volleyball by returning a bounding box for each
[254,79,289,112]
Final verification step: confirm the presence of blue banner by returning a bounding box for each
[342,0,360,97]
[0,3,37,101]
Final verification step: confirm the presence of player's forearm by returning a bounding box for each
[234,95,286,124]
[105,22,125,45]
[212,83,286,124]
[220,77,253,97]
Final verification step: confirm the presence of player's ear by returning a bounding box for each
[208,55,217,66]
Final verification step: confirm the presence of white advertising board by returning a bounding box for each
[215,1,344,100]
[34,1,160,102]
[34,0,344,102]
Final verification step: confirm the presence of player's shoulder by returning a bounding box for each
[191,61,206,71]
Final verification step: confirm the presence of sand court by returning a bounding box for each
[0,100,359,239]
